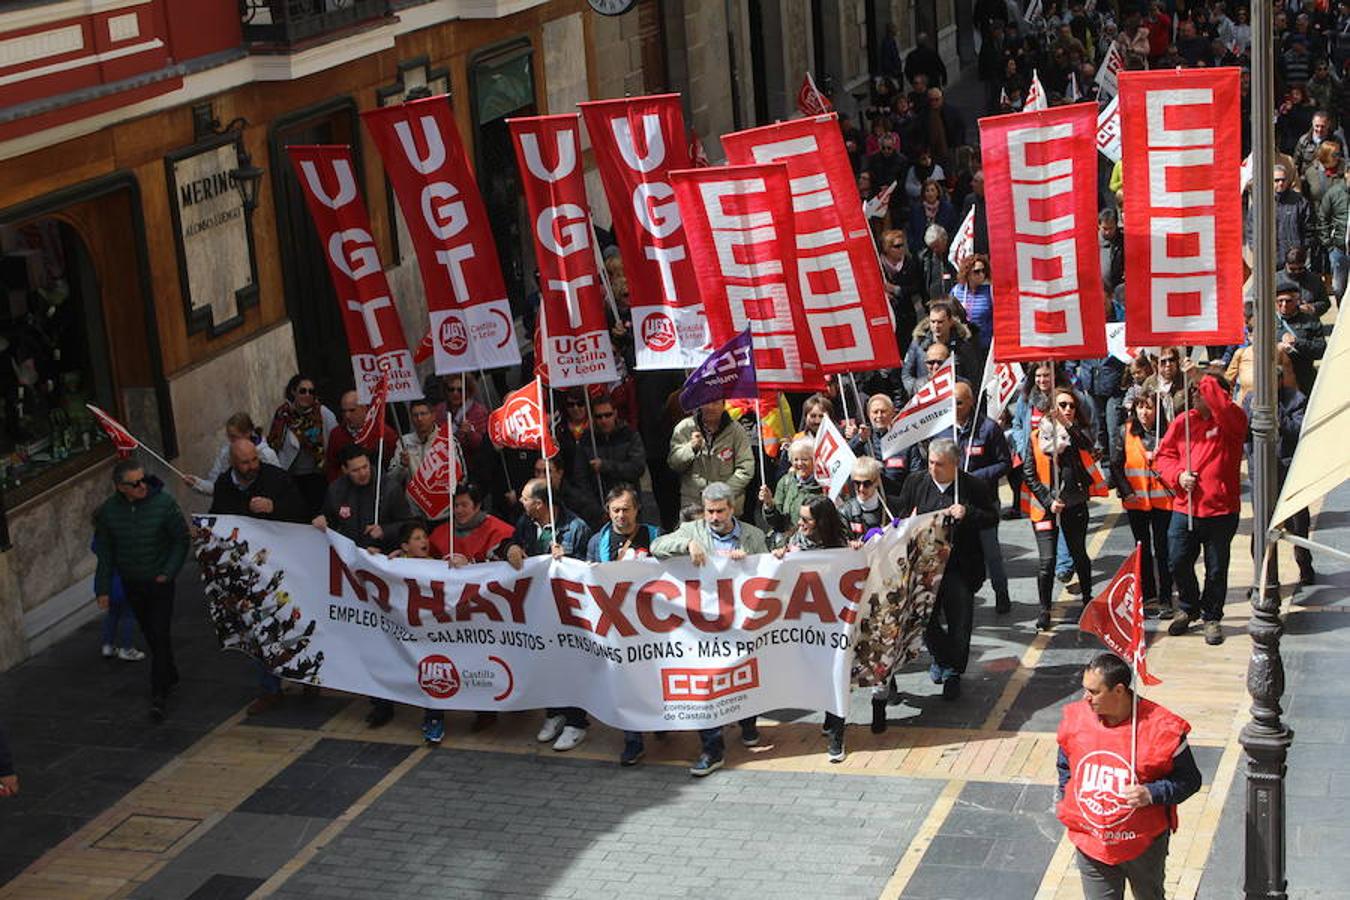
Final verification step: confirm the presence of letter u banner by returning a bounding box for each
[981,104,1106,362]
[362,97,521,375]
[1120,68,1243,347]
[580,94,710,370]
[286,145,421,404]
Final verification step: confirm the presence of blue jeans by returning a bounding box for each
[698,717,757,758]
[1168,512,1239,622]
[1056,532,1072,578]
[100,592,136,649]
[1329,247,1349,303]
[978,525,1008,593]
[257,661,281,694]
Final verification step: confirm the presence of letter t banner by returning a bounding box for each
[980,103,1107,363]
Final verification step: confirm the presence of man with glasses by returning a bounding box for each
[94,458,189,722]
[850,395,910,506]
[1142,348,1196,428]
[323,389,399,482]
[1275,275,1329,394]
[1276,247,1332,317]
[1248,165,1315,264]
[571,394,647,528]
[928,382,1013,613]
[901,301,979,400]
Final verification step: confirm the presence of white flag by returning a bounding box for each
[1240,154,1253,193]
[1066,71,1081,103]
[864,180,897,220]
[1095,42,1124,98]
[1096,95,1121,162]
[948,205,976,269]
[881,362,957,458]
[983,360,1025,420]
[1025,70,1048,111]
[1024,0,1042,24]
[813,415,858,501]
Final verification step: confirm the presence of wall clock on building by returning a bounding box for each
[589,0,638,15]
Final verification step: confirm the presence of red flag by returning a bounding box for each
[354,372,389,446]
[361,97,520,374]
[980,103,1107,363]
[670,163,826,392]
[413,331,434,364]
[1079,546,1162,685]
[407,420,466,520]
[509,114,619,388]
[722,114,901,372]
[487,379,559,458]
[580,95,709,370]
[1120,68,1244,347]
[796,72,833,116]
[86,404,139,457]
[286,145,420,404]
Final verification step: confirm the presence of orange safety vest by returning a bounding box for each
[1019,424,1108,521]
[1056,697,1191,865]
[1120,429,1173,513]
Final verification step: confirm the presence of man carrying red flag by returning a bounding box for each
[1057,653,1201,900]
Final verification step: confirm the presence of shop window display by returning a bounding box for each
[0,219,116,506]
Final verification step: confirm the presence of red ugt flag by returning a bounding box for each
[796,72,833,116]
[407,420,466,520]
[1079,545,1162,685]
[354,372,389,447]
[487,378,559,458]
[86,404,139,457]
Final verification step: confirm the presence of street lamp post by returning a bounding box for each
[1241,0,1293,895]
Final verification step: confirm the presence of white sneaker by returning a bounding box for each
[536,715,566,743]
[552,725,587,752]
[117,647,147,662]
[101,644,115,659]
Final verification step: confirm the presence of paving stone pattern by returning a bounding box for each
[270,749,944,900]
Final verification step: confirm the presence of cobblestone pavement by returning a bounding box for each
[1,478,1345,900]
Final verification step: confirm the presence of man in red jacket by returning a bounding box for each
[1154,375,1247,645]
[1058,653,1201,900]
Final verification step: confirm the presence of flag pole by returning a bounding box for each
[136,441,190,482]
[537,298,560,548]
[447,424,457,565]
[581,389,607,511]
[374,428,385,530]
[1131,540,1144,778]
[746,331,770,486]
[964,342,995,474]
[951,353,961,507]
[1048,358,1059,533]
[476,362,519,503]
[1184,377,1194,531]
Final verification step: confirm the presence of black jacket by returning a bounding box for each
[209,464,308,523]
[1278,311,1328,394]
[321,473,412,551]
[895,470,997,592]
[571,425,647,526]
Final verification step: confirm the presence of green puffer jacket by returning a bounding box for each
[1319,179,1349,252]
[93,490,189,595]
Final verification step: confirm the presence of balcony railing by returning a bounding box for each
[239,0,393,47]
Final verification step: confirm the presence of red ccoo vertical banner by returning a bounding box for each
[580,94,710,370]
[361,96,520,374]
[671,164,826,392]
[286,145,421,403]
[508,114,618,388]
[721,114,901,372]
[1120,68,1244,347]
[981,103,1106,362]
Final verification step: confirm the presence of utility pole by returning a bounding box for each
[1241,0,1293,894]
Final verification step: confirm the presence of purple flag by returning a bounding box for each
[679,329,758,410]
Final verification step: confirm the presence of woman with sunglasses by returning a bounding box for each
[951,254,993,355]
[759,438,824,547]
[838,456,891,542]
[267,374,338,517]
[1022,386,1108,630]
[773,496,852,762]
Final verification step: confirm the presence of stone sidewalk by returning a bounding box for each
[0,481,1345,899]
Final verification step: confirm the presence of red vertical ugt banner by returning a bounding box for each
[361,97,520,374]
[981,103,1106,363]
[286,145,421,403]
[721,114,900,372]
[1120,68,1243,347]
[580,94,710,370]
[509,114,618,388]
[671,164,826,392]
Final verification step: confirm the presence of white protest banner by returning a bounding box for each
[984,360,1025,420]
[949,205,976,270]
[1096,42,1124,98]
[1096,95,1121,163]
[813,415,857,500]
[195,516,941,731]
[881,361,956,459]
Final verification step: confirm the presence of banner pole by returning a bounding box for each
[964,341,994,474]
[835,373,852,424]
[447,417,458,565]
[592,239,623,323]
[582,389,607,511]
[1048,359,1059,534]
[951,354,961,507]
[135,441,190,482]
[374,428,385,530]
[1184,378,1194,531]
[746,330,770,490]
[540,373,559,548]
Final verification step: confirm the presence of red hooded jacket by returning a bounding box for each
[1155,376,1247,517]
